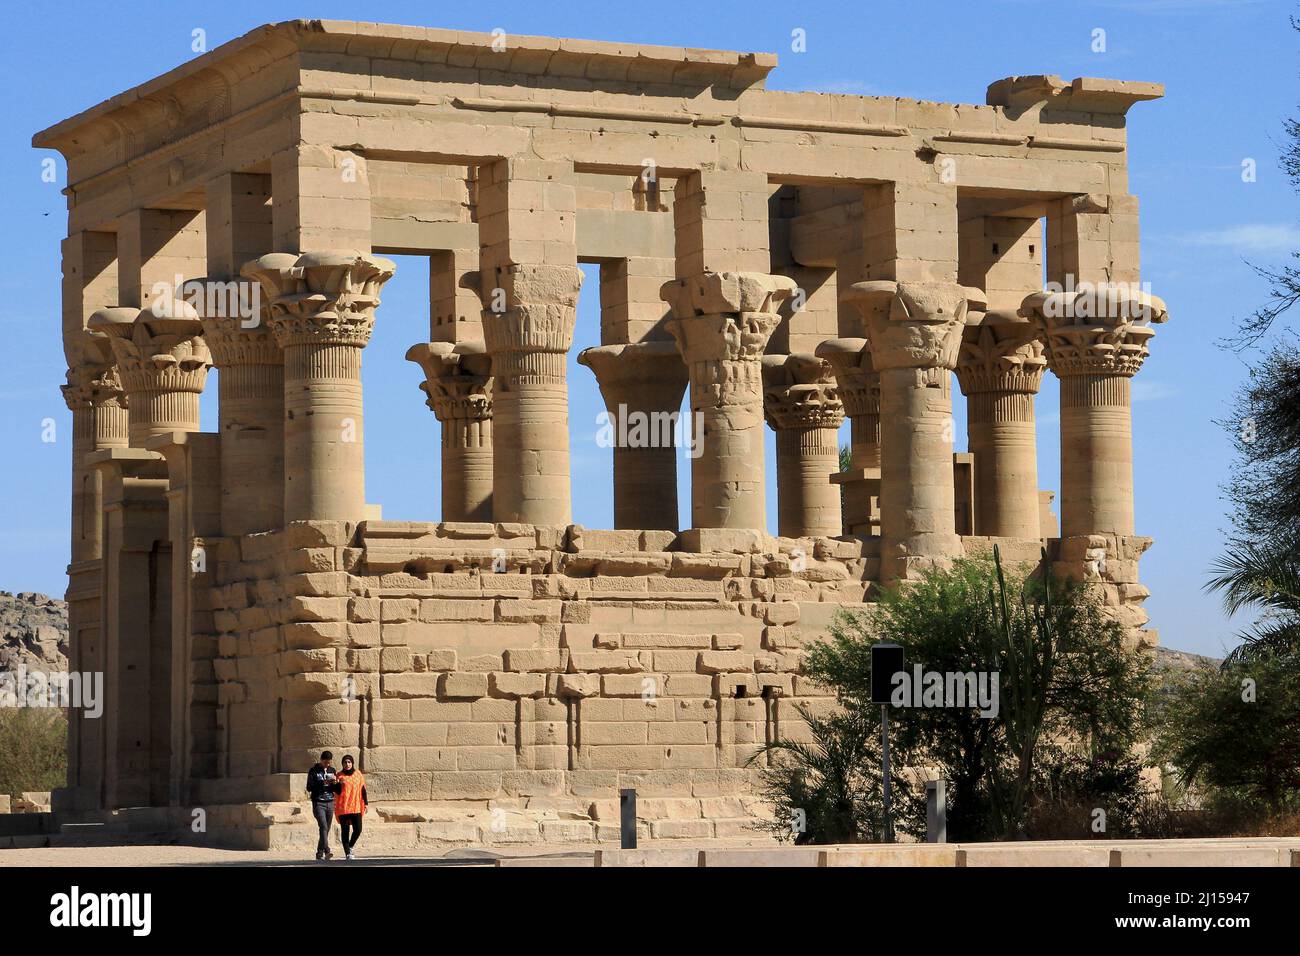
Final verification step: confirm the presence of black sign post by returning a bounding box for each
[870,641,905,843]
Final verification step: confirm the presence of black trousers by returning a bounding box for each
[313,802,334,856]
[339,813,363,850]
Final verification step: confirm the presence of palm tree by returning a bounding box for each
[1207,541,1300,664]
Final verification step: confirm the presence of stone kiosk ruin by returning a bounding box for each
[37,20,1168,847]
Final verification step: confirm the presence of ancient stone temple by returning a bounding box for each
[36,20,1167,847]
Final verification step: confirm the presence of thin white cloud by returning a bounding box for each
[1132,380,1178,402]
[1176,223,1300,254]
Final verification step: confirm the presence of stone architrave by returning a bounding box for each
[955,308,1046,539]
[843,279,970,580]
[242,251,395,523]
[406,341,494,523]
[761,353,845,538]
[577,341,688,532]
[662,271,797,530]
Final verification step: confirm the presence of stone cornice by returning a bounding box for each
[32,21,776,161]
[243,251,396,350]
[761,353,845,431]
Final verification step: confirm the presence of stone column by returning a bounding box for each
[662,272,796,530]
[844,280,970,580]
[578,342,688,531]
[197,309,284,535]
[60,329,128,808]
[955,309,1046,539]
[761,353,845,538]
[243,251,396,524]
[477,158,582,527]
[62,331,130,564]
[199,170,284,535]
[88,306,211,444]
[405,341,494,522]
[1021,288,1168,538]
[815,338,879,535]
[480,263,584,526]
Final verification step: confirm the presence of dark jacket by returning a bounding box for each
[306,763,340,804]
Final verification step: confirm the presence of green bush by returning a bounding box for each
[0,706,68,797]
[760,548,1150,841]
[1150,653,1300,814]
[747,703,924,844]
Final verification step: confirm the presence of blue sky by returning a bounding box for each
[3,0,1295,657]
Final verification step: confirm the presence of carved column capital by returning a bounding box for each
[480,263,584,362]
[577,341,688,415]
[88,305,211,397]
[661,271,794,415]
[1020,287,1169,378]
[661,271,798,320]
[814,338,878,418]
[62,329,126,411]
[842,280,972,377]
[405,341,494,423]
[955,309,1046,396]
[185,276,282,368]
[242,251,396,350]
[761,353,845,431]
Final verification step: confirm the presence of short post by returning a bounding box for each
[870,641,905,845]
[619,788,637,849]
[926,779,947,843]
[881,704,893,844]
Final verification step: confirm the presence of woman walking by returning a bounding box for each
[335,754,368,861]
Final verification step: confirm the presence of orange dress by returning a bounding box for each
[336,770,367,816]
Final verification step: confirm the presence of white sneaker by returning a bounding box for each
[345,850,354,861]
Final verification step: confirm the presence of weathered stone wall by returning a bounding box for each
[201,519,1091,818]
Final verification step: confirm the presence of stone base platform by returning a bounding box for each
[0,797,779,851]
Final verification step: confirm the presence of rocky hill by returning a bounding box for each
[1151,644,1222,673]
[0,591,69,672]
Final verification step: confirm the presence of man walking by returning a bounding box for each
[306,750,340,861]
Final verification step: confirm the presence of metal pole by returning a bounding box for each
[881,703,894,844]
